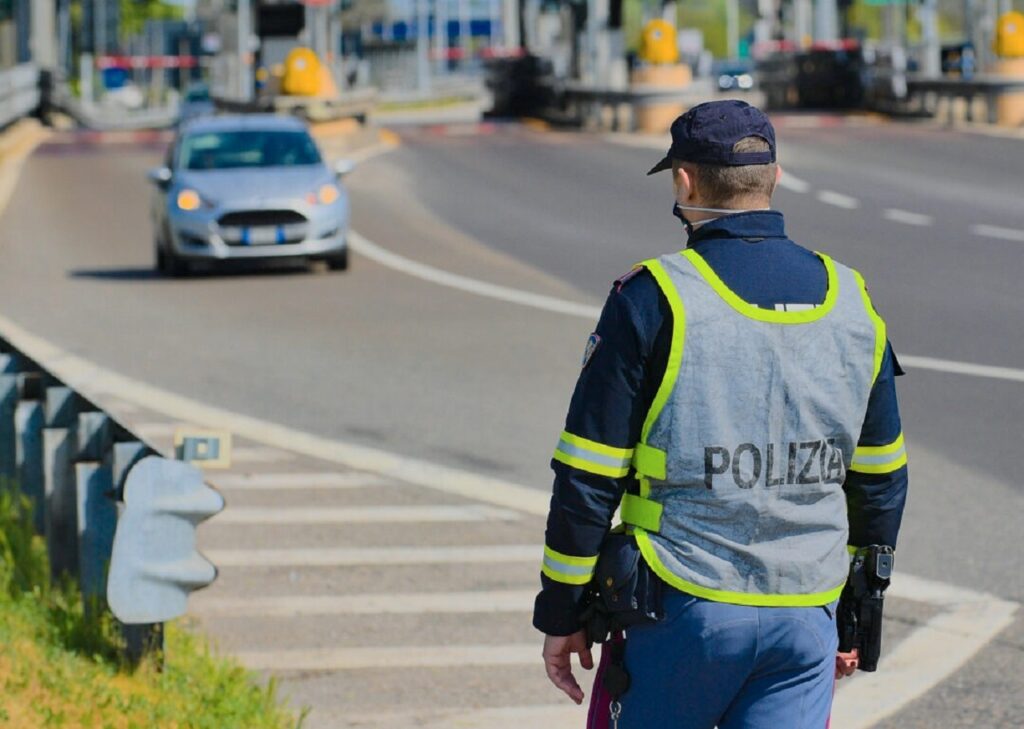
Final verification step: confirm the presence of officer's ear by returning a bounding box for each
[673,163,695,202]
[775,165,784,185]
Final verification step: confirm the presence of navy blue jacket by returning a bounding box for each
[534,211,908,636]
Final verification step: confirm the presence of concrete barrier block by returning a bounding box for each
[0,374,17,480]
[77,411,112,462]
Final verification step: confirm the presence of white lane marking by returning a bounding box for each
[206,544,538,568]
[191,589,536,617]
[816,190,860,209]
[970,223,1024,243]
[236,644,544,671]
[776,172,810,193]
[217,504,520,525]
[344,705,586,729]
[884,208,933,227]
[133,421,193,439]
[229,446,295,463]
[348,231,602,320]
[898,355,1024,384]
[346,234,1024,386]
[832,573,1018,728]
[211,471,385,490]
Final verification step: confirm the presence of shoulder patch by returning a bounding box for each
[581,333,602,369]
[614,265,646,292]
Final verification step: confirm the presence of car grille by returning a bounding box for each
[217,210,307,227]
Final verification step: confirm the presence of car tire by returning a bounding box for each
[325,249,349,271]
[156,240,190,278]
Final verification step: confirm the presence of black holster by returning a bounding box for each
[580,532,665,645]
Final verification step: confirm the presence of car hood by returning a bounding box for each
[177,166,335,205]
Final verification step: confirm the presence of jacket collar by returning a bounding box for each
[687,210,787,245]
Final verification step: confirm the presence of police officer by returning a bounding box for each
[534,100,908,728]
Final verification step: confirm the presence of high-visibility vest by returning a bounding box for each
[621,249,885,607]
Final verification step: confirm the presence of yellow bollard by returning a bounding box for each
[993,12,1024,126]
[632,20,692,133]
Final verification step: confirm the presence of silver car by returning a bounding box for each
[148,114,353,276]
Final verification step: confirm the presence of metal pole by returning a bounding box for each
[237,0,251,101]
[919,0,941,76]
[813,0,839,42]
[417,0,431,92]
[458,0,470,68]
[435,0,448,73]
[726,0,739,58]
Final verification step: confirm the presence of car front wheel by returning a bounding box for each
[325,249,349,271]
[156,239,190,278]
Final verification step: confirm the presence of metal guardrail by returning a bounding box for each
[0,336,163,663]
[0,64,40,129]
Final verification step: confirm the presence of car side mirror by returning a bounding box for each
[148,167,173,188]
[333,159,356,178]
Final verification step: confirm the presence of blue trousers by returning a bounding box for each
[618,591,837,729]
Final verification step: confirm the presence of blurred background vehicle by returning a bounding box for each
[177,82,216,124]
[148,114,353,277]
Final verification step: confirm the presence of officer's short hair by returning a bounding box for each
[676,137,778,207]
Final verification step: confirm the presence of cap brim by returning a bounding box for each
[646,155,672,176]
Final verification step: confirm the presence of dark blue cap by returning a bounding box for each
[646,100,776,175]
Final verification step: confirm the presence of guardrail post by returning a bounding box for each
[44,386,80,579]
[0,373,17,482]
[75,411,115,610]
[14,373,45,533]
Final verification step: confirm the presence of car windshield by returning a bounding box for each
[184,85,210,102]
[179,130,322,170]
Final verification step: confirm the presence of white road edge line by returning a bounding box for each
[970,223,1024,243]
[235,644,543,671]
[832,573,1018,728]
[204,544,540,568]
[884,208,933,227]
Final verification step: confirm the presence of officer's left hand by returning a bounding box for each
[543,630,594,704]
[835,648,859,679]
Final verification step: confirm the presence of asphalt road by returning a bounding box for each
[1,118,1022,726]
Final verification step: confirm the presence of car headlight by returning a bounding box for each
[316,184,341,205]
[738,74,754,90]
[176,189,203,211]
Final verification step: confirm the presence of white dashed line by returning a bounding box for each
[776,172,810,193]
[204,544,538,568]
[210,471,385,490]
[216,504,520,525]
[816,190,860,209]
[884,209,933,227]
[970,224,1024,243]
[191,589,536,617]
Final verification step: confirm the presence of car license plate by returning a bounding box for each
[245,226,281,245]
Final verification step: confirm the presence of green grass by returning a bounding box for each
[0,488,303,728]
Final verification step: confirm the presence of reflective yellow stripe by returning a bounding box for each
[635,530,845,606]
[854,433,904,457]
[558,432,633,460]
[632,443,667,480]
[542,546,598,585]
[543,546,598,567]
[553,431,633,478]
[852,269,887,384]
[620,493,663,532]
[639,259,686,445]
[682,249,840,324]
[552,451,631,478]
[851,433,907,474]
[849,452,908,474]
